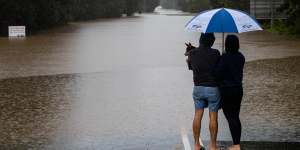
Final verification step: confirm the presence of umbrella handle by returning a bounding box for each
[222,32,225,54]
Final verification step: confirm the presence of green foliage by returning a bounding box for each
[0,0,71,33]
[294,17,300,34]
[143,0,160,12]
[279,0,300,34]
[210,0,249,11]
[178,0,209,12]
[189,0,211,12]
[268,20,290,34]
[124,0,141,16]
[169,0,250,13]
[0,0,158,35]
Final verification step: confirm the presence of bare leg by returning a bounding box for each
[228,145,241,150]
[209,111,218,150]
[193,109,204,150]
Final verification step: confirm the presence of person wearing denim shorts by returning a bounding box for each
[187,33,221,150]
[193,86,221,112]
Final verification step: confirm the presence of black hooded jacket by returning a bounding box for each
[213,52,245,88]
[188,34,220,87]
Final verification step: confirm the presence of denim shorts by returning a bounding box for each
[193,86,221,112]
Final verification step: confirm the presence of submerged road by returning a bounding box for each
[0,10,299,149]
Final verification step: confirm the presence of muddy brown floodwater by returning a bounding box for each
[0,11,299,150]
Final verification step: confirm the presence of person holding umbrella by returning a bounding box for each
[214,34,245,150]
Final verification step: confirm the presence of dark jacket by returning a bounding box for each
[214,52,245,88]
[189,46,220,87]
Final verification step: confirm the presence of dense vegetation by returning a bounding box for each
[143,0,160,12]
[161,0,250,13]
[0,0,159,36]
[277,0,300,34]
[181,0,211,12]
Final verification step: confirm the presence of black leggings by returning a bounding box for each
[221,86,243,145]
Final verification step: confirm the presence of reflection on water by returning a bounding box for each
[0,13,299,149]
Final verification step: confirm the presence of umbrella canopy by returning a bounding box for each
[185,8,263,33]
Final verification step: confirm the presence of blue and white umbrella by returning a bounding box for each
[185,8,262,33]
[185,8,263,50]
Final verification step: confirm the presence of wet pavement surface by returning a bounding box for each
[0,11,299,149]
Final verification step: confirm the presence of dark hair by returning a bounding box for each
[225,34,240,52]
[200,33,215,48]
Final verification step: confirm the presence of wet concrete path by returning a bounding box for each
[0,12,299,149]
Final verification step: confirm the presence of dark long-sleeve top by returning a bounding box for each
[189,46,221,87]
[214,52,245,88]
